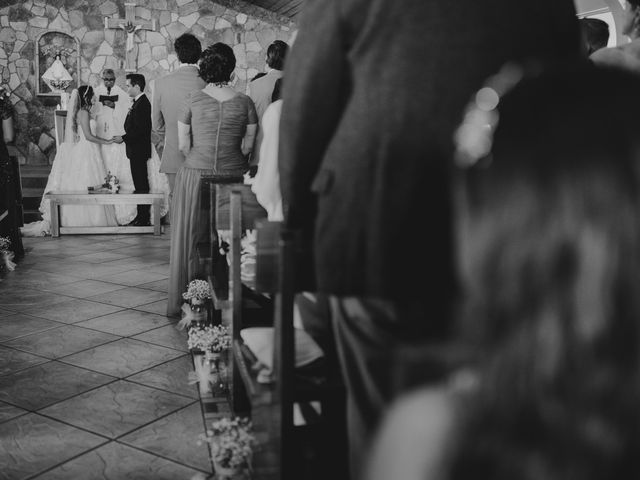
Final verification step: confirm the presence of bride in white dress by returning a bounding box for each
[21,87,118,236]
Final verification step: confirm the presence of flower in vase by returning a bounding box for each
[182,279,212,303]
[199,416,255,470]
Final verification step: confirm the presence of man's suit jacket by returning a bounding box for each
[248,69,283,165]
[123,94,152,161]
[279,0,581,304]
[152,65,206,174]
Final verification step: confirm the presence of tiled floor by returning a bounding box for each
[0,232,215,480]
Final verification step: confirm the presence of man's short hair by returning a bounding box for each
[126,73,146,92]
[580,18,610,55]
[102,68,115,79]
[174,33,202,64]
[266,40,289,70]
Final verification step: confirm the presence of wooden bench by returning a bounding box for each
[45,191,164,236]
[210,186,346,479]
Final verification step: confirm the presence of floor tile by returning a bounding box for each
[121,402,212,472]
[0,288,74,310]
[33,441,204,480]
[0,313,61,342]
[134,298,169,316]
[3,270,81,290]
[0,413,106,480]
[145,263,171,275]
[132,323,188,352]
[40,279,127,298]
[0,361,115,410]
[21,298,125,324]
[61,338,183,377]
[0,401,28,424]
[73,251,133,264]
[98,270,169,287]
[76,310,172,337]
[138,278,169,292]
[3,325,119,359]
[0,344,49,376]
[40,380,195,438]
[86,287,167,308]
[127,355,198,398]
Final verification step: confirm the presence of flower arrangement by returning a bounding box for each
[0,236,16,275]
[88,171,120,194]
[188,324,231,353]
[199,417,255,474]
[0,84,10,100]
[183,279,212,305]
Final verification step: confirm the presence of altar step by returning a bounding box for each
[20,165,51,223]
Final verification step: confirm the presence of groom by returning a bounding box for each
[114,73,151,226]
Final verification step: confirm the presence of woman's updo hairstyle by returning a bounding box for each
[199,42,236,84]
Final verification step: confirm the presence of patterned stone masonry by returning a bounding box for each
[0,0,296,166]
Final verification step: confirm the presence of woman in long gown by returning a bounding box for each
[0,87,24,260]
[21,86,118,236]
[167,42,258,316]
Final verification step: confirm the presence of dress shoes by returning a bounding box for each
[132,218,151,226]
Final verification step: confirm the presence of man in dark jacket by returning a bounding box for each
[279,0,582,477]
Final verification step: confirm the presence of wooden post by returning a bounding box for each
[104,3,156,72]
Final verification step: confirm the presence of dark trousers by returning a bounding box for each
[129,155,150,221]
[328,295,433,480]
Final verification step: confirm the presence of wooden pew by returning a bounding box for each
[214,185,347,480]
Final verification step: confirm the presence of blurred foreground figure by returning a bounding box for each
[366,64,640,480]
[279,0,581,477]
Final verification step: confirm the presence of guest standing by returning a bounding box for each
[0,87,23,259]
[114,73,152,226]
[167,43,257,317]
[278,0,581,477]
[248,40,288,166]
[152,33,206,197]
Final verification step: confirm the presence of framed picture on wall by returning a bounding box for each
[35,31,80,96]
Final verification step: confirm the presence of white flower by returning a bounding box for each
[182,279,212,301]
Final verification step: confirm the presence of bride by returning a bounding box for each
[22,86,118,236]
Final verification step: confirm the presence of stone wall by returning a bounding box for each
[0,0,296,165]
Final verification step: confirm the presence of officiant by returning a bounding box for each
[93,68,140,225]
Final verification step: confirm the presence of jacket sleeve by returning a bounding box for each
[278,0,350,230]
[151,80,164,134]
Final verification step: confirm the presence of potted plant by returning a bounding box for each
[188,325,231,396]
[0,236,15,277]
[178,279,212,329]
[201,417,255,478]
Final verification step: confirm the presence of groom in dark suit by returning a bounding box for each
[115,73,151,226]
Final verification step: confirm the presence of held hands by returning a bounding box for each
[112,135,124,144]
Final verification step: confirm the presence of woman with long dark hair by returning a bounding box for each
[22,85,117,236]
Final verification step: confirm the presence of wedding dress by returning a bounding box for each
[21,90,118,236]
